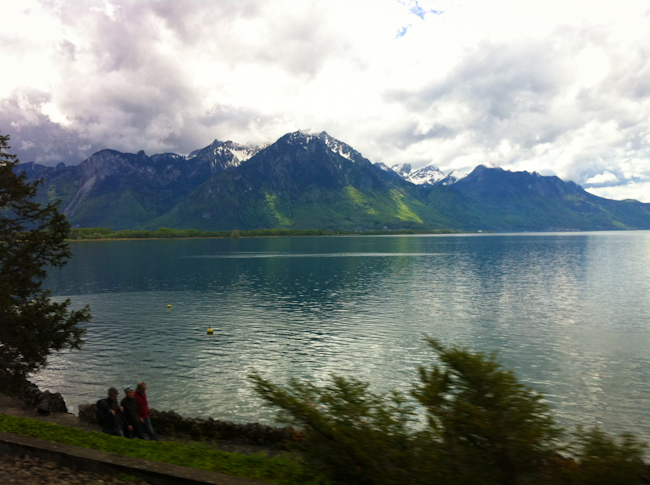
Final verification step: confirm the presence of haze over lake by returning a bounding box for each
[38,232,650,442]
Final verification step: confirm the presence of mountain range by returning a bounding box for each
[15,131,650,232]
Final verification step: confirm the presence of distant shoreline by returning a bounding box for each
[67,227,464,241]
[65,229,650,242]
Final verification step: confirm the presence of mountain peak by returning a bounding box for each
[391,163,412,176]
[317,132,362,162]
[407,164,446,185]
[391,163,460,185]
[186,139,262,172]
[276,130,365,163]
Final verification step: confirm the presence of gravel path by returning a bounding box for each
[0,453,150,484]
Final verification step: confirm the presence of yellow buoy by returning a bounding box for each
[167,303,172,309]
[207,326,214,335]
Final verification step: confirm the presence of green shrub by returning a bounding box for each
[565,427,647,485]
[250,338,647,485]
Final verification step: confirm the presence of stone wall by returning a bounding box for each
[78,403,299,448]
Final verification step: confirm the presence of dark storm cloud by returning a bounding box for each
[2,0,350,165]
[0,1,210,159]
[0,90,103,164]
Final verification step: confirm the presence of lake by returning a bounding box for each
[37,232,650,442]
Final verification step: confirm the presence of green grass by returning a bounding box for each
[0,414,327,485]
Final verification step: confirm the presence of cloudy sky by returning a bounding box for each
[2,0,650,201]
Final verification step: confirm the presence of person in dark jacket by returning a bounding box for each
[97,387,124,436]
[120,386,144,439]
[135,381,159,441]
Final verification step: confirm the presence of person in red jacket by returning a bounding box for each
[135,381,159,441]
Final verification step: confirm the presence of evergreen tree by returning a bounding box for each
[0,133,90,384]
[412,338,562,485]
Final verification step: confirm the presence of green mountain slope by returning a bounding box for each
[14,132,650,232]
[451,166,650,231]
[152,132,450,231]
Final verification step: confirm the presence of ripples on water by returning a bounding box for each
[36,232,650,443]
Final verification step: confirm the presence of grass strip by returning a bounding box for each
[0,414,327,485]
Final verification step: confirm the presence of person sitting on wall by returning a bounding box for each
[97,387,124,436]
[121,386,145,439]
[135,381,159,441]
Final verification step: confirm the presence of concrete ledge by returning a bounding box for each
[0,431,267,485]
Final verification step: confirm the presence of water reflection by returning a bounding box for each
[38,232,650,444]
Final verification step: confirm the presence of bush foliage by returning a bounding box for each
[249,338,647,485]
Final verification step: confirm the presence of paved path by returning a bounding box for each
[0,453,150,485]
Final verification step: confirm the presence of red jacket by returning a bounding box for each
[135,390,150,420]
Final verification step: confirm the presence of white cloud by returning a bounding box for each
[1,0,649,202]
[587,181,650,203]
[585,171,618,185]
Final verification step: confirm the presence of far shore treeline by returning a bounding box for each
[68,227,459,240]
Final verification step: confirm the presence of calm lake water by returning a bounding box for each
[37,232,650,441]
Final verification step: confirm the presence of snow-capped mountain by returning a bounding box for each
[318,131,361,162]
[187,139,263,173]
[285,130,370,164]
[440,170,469,185]
[391,163,412,177]
[375,162,393,172]
[408,165,447,185]
[389,163,469,186]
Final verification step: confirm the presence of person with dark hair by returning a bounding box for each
[96,387,124,436]
[135,381,159,441]
[121,386,144,439]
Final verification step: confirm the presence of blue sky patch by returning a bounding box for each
[396,1,443,37]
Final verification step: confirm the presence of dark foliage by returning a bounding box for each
[564,427,647,485]
[0,133,91,383]
[250,338,647,485]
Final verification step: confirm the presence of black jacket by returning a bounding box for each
[120,396,139,426]
[97,398,122,428]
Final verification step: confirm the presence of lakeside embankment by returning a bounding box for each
[1,381,295,452]
[0,382,320,485]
